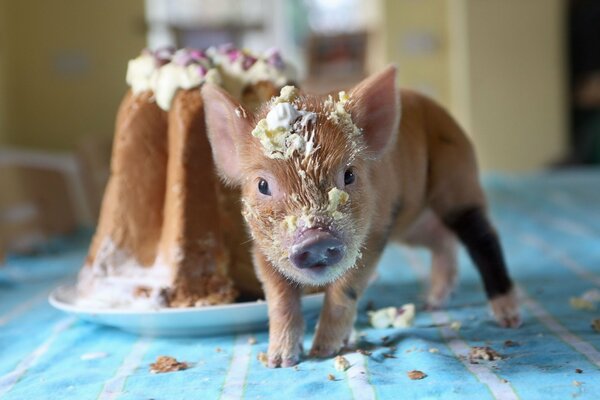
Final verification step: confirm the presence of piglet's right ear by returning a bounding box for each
[202,83,253,183]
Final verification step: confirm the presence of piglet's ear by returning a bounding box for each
[202,83,253,183]
[349,65,400,158]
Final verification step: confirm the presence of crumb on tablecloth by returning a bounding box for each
[328,374,336,381]
[407,370,427,380]
[570,289,600,311]
[368,304,415,329]
[575,368,583,374]
[247,337,257,345]
[469,346,502,362]
[334,355,350,371]
[449,321,462,331]
[429,348,439,353]
[149,356,189,374]
[570,297,595,311]
[257,352,268,366]
[503,340,519,347]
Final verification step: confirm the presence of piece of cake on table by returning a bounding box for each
[77,46,295,309]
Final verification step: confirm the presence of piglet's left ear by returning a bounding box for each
[349,65,400,158]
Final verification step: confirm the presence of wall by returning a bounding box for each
[382,0,451,106]
[0,0,10,142]
[450,0,567,172]
[381,0,567,172]
[1,0,145,151]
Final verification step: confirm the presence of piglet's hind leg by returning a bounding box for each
[443,207,520,328]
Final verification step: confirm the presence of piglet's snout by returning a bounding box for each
[289,229,346,269]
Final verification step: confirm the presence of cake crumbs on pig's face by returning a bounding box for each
[236,93,373,285]
[203,69,400,286]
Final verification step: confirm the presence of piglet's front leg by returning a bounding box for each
[254,250,304,368]
[310,256,378,358]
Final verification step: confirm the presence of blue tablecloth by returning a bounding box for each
[1,170,600,400]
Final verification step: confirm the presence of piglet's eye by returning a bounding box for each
[344,168,356,186]
[258,178,271,196]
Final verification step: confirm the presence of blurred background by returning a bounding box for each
[0,0,598,257]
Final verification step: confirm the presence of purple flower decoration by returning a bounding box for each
[218,43,235,54]
[226,49,243,63]
[242,54,258,70]
[196,65,207,77]
[154,46,175,66]
[189,49,207,61]
[265,49,285,70]
[172,49,193,66]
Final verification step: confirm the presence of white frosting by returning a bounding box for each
[125,46,295,110]
[207,46,296,99]
[151,63,219,111]
[244,58,294,88]
[266,103,301,130]
[76,237,174,310]
[125,49,220,111]
[368,304,416,329]
[324,91,362,137]
[252,86,317,159]
[126,53,157,94]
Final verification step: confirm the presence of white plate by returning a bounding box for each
[49,284,324,337]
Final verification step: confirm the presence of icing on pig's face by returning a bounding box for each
[203,67,400,286]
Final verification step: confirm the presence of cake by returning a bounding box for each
[77,46,295,309]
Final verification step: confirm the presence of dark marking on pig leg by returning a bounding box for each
[437,133,456,145]
[377,198,404,252]
[343,285,358,301]
[443,206,512,299]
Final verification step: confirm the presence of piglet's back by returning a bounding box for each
[373,89,482,235]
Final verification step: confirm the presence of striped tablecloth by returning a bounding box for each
[1,170,600,400]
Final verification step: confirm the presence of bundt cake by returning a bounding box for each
[77,46,294,309]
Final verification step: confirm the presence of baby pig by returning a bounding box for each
[201,66,520,368]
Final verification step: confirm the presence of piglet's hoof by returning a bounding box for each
[490,290,521,328]
[309,343,343,359]
[268,354,300,368]
[266,342,303,368]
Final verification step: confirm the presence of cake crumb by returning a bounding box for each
[357,349,372,356]
[247,337,257,345]
[133,286,152,298]
[573,380,582,387]
[407,370,427,380]
[334,355,351,371]
[215,347,222,353]
[449,321,462,331]
[570,297,595,311]
[257,352,268,366]
[149,356,189,374]
[368,304,415,329]
[328,373,336,381]
[575,368,583,374]
[429,348,439,353]
[503,340,519,347]
[469,346,502,362]
[591,319,600,332]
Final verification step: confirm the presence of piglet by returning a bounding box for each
[201,66,520,368]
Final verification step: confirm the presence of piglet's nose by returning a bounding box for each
[289,230,346,269]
